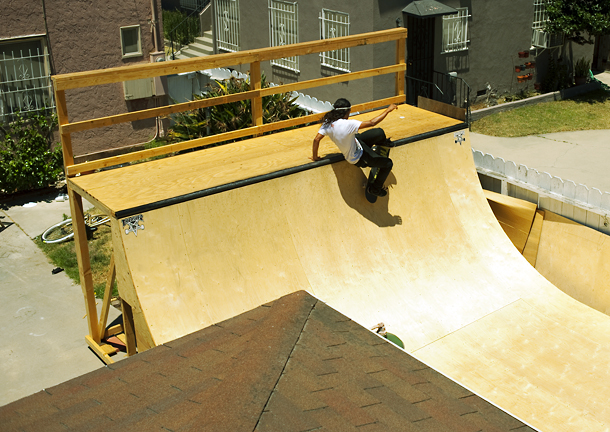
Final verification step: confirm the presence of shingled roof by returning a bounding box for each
[1,291,535,431]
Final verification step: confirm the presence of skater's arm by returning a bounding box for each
[311,133,324,161]
[359,103,398,129]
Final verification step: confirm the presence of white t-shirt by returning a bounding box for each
[318,119,363,164]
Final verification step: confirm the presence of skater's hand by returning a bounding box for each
[388,103,398,112]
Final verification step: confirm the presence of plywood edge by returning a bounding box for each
[111,218,156,351]
[418,96,466,121]
[523,210,545,267]
[485,190,538,253]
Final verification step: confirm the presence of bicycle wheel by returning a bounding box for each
[86,214,110,228]
[42,219,74,244]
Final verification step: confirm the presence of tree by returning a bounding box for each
[545,0,610,44]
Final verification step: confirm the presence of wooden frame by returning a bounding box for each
[51,27,407,363]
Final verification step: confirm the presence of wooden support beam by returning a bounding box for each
[85,335,117,365]
[55,90,74,168]
[250,61,263,129]
[59,64,404,135]
[97,254,116,341]
[67,187,100,342]
[52,28,408,91]
[395,37,406,97]
[121,300,137,356]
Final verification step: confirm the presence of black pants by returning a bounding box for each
[355,128,393,189]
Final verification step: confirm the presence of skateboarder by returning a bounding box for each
[311,98,397,197]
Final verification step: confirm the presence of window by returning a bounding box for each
[0,38,55,123]
[319,9,350,72]
[531,0,562,48]
[269,0,299,72]
[215,0,240,52]
[120,25,142,58]
[442,7,470,53]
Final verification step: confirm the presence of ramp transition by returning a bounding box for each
[103,129,610,431]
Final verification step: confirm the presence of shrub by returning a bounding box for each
[162,9,200,47]
[168,75,309,144]
[0,112,64,195]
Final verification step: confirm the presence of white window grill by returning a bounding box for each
[0,39,55,124]
[269,0,299,72]
[442,7,470,53]
[319,9,350,72]
[532,0,549,30]
[215,0,240,52]
[531,0,563,48]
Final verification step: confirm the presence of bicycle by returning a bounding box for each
[42,213,110,244]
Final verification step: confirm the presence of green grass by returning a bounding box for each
[36,211,117,299]
[471,89,610,137]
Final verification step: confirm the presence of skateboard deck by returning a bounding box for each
[365,144,391,203]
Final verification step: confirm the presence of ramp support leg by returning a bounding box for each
[68,188,100,341]
[121,300,137,356]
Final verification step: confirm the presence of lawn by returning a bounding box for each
[36,210,117,299]
[471,89,610,137]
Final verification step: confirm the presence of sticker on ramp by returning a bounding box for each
[454,131,465,145]
[122,214,145,236]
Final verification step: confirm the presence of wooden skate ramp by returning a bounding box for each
[83,127,610,431]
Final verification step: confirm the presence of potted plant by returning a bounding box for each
[574,57,590,85]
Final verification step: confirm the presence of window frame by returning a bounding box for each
[269,0,299,72]
[120,25,143,59]
[319,8,350,72]
[441,7,470,54]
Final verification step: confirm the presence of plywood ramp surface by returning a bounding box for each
[535,211,610,316]
[112,130,610,432]
[69,104,460,217]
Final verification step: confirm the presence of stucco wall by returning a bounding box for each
[45,0,164,157]
[0,1,46,39]
[432,0,595,104]
[2,0,165,158]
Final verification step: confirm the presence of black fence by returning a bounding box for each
[406,71,471,125]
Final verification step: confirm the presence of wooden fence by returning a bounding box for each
[474,150,610,235]
[52,28,407,178]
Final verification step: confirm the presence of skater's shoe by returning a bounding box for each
[367,185,388,197]
[381,138,396,148]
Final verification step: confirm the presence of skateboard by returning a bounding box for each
[364,144,391,203]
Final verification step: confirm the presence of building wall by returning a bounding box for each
[1,1,46,39]
[213,0,404,106]
[1,0,165,159]
[432,0,594,103]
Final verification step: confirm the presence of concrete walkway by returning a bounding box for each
[471,129,610,194]
[0,191,120,406]
[471,71,610,194]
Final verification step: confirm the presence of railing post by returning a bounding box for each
[68,188,100,343]
[395,36,406,98]
[250,61,263,130]
[55,89,74,168]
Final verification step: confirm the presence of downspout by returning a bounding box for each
[150,0,160,53]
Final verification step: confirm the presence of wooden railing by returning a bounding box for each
[52,27,407,177]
